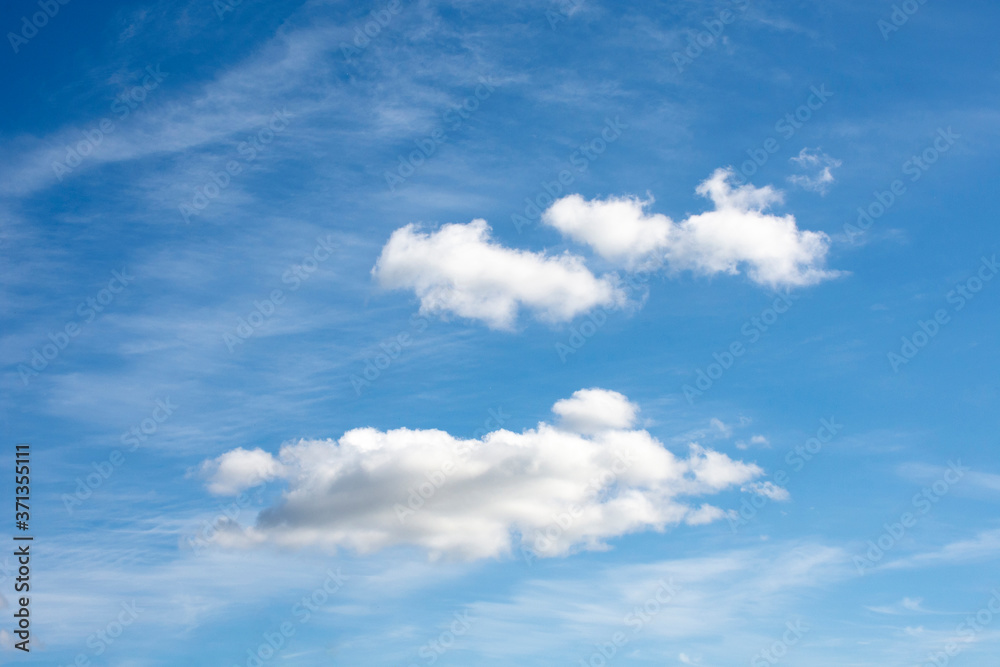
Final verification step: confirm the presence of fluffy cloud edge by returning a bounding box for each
[371,168,842,331]
[371,219,625,330]
[198,389,774,561]
[542,168,843,288]
[198,447,284,496]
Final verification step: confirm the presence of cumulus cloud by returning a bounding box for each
[788,148,842,195]
[542,168,839,287]
[551,388,638,434]
[199,447,284,495]
[199,389,765,560]
[541,193,673,271]
[371,219,625,329]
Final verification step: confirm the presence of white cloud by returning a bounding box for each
[199,447,284,496]
[541,193,672,270]
[200,389,765,560]
[736,434,770,450]
[372,220,625,329]
[788,148,842,195]
[374,170,838,331]
[741,480,790,501]
[542,168,840,288]
[552,388,638,434]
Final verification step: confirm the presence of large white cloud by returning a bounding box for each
[200,389,767,560]
[542,168,840,287]
[371,219,625,329]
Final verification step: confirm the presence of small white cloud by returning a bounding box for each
[710,418,732,438]
[736,434,770,450]
[543,168,840,288]
[372,219,625,330]
[198,389,765,560]
[741,480,790,501]
[199,447,283,496]
[788,148,842,195]
[685,503,729,525]
[552,388,638,434]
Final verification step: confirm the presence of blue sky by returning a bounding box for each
[2,0,1000,664]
